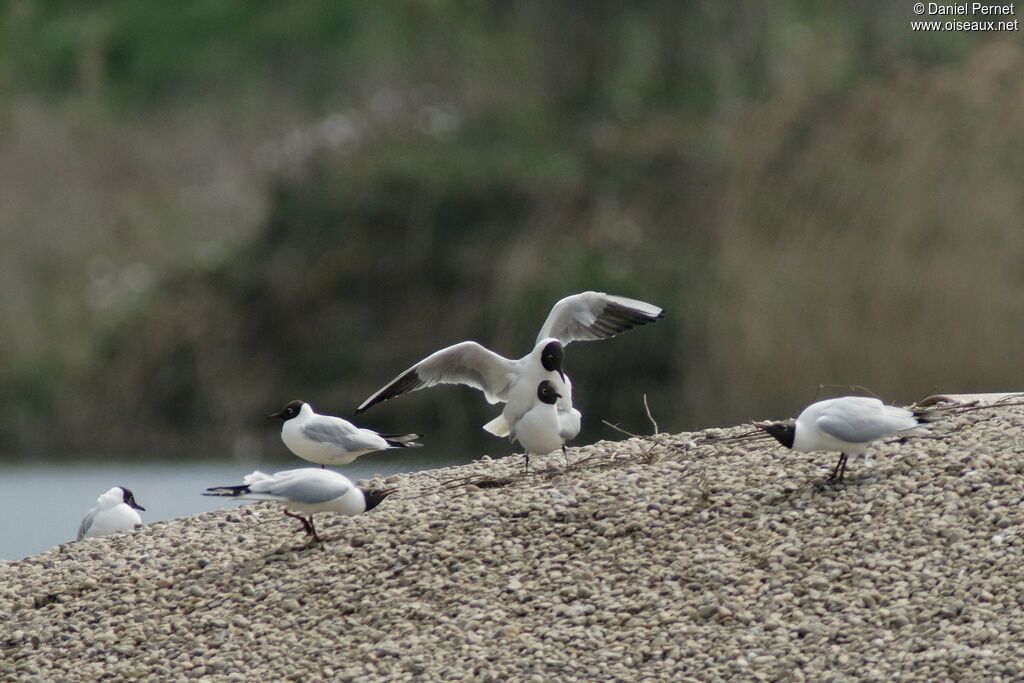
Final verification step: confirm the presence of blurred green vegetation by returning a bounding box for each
[0,2,1021,460]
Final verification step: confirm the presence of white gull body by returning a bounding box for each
[77,487,144,541]
[204,468,396,543]
[792,396,924,455]
[274,401,421,466]
[758,396,929,481]
[509,380,581,470]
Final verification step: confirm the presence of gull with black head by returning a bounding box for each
[355,291,664,444]
[509,380,581,473]
[270,400,422,468]
[756,396,931,483]
[77,486,146,541]
[204,468,396,545]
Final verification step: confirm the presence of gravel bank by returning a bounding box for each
[3,400,1024,681]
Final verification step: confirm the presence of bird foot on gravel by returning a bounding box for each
[814,479,844,493]
[284,510,324,547]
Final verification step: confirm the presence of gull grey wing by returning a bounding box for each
[301,419,383,452]
[559,408,582,441]
[504,403,533,442]
[252,472,350,505]
[356,341,515,413]
[536,291,664,346]
[506,410,527,444]
[76,507,98,541]
[816,405,917,444]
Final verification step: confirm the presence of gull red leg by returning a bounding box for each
[283,510,314,536]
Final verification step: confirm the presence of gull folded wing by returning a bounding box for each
[76,508,97,541]
[815,400,918,444]
[301,419,384,451]
[247,469,350,505]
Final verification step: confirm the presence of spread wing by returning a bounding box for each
[815,399,919,444]
[536,292,664,346]
[356,341,515,413]
[246,469,352,505]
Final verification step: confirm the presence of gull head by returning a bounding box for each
[119,486,146,512]
[539,339,565,381]
[269,400,305,421]
[361,487,398,512]
[536,380,562,405]
[754,420,796,449]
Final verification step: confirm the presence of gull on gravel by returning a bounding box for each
[511,380,581,472]
[203,468,396,544]
[755,396,930,482]
[76,486,146,541]
[270,400,422,468]
[355,291,664,444]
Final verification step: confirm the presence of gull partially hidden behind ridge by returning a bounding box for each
[203,468,396,544]
[355,291,664,453]
[269,400,422,468]
[76,486,146,541]
[755,396,931,482]
[510,380,580,473]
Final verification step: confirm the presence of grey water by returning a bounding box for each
[0,451,473,561]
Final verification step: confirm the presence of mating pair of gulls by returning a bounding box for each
[202,291,666,543]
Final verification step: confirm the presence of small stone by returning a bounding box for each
[697,604,718,620]
[796,621,822,637]
[939,600,965,619]
[889,613,910,629]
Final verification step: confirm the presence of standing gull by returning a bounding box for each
[77,486,146,541]
[355,291,664,442]
[270,400,422,468]
[204,468,396,544]
[755,396,930,482]
[510,380,581,472]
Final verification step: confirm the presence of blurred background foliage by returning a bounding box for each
[0,1,1021,461]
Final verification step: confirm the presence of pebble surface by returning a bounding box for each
[3,402,1024,681]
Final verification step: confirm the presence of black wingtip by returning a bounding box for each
[357,369,424,415]
[203,484,250,497]
[912,407,938,425]
[591,302,665,338]
[384,434,424,448]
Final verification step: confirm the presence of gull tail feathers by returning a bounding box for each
[899,406,939,436]
[203,484,251,498]
[381,433,423,448]
[482,415,510,438]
